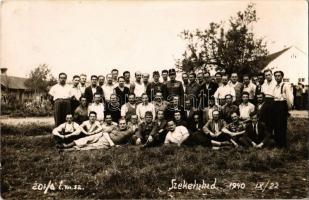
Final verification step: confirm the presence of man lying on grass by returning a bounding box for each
[52,114,82,146]
[61,118,133,150]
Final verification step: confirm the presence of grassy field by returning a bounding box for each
[1,118,308,199]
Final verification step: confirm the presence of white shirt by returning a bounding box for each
[121,103,136,117]
[102,84,115,101]
[53,122,80,134]
[80,84,87,95]
[243,82,256,99]
[239,102,255,120]
[136,102,156,121]
[261,80,276,98]
[88,103,105,121]
[273,82,294,108]
[70,85,82,100]
[80,120,102,133]
[214,84,236,103]
[49,84,72,100]
[133,81,146,97]
[164,126,189,144]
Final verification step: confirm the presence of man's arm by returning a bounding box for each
[120,104,127,117]
[202,120,212,135]
[103,132,115,147]
[52,124,65,138]
[64,123,82,138]
[164,132,171,144]
[79,122,90,135]
[178,127,189,146]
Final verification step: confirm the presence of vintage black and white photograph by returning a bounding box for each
[0,0,308,199]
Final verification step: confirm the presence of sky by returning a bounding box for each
[0,0,308,79]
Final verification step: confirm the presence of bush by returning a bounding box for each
[1,101,53,117]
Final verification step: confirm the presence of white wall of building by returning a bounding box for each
[264,46,308,85]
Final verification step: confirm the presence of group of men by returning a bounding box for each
[49,68,293,150]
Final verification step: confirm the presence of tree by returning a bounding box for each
[25,64,57,94]
[176,3,268,75]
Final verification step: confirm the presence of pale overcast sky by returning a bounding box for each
[0,0,307,79]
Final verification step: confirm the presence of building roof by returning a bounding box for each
[0,75,30,90]
[259,46,291,70]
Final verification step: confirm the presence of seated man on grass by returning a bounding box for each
[79,111,103,136]
[62,118,133,150]
[245,112,274,148]
[202,110,232,149]
[222,112,250,148]
[164,120,189,147]
[133,111,159,147]
[52,114,82,147]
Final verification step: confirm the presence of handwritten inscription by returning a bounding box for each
[32,180,84,194]
[168,179,279,192]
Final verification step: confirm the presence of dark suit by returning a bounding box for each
[164,105,186,121]
[84,86,104,104]
[199,82,218,108]
[146,82,167,101]
[245,122,272,146]
[255,102,271,130]
[156,119,167,144]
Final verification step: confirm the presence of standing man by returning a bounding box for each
[79,73,87,95]
[261,69,276,132]
[114,76,130,107]
[70,75,82,113]
[186,72,200,108]
[123,71,133,89]
[242,74,256,104]
[131,71,146,103]
[102,74,115,103]
[255,93,270,129]
[272,71,293,148]
[166,69,184,105]
[199,72,218,109]
[84,75,104,104]
[182,72,190,92]
[214,74,236,106]
[161,69,169,84]
[98,75,105,89]
[214,72,223,87]
[49,73,72,126]
[255,73,265,95]
[142,73,150,88]
[196,71,205,87]
[111,69,119,85]
[229,73,243,105]
[146,71,167,101]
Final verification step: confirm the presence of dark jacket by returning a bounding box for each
[84,86,104,104]
[199,82,218,108]
[245,121,271,144]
